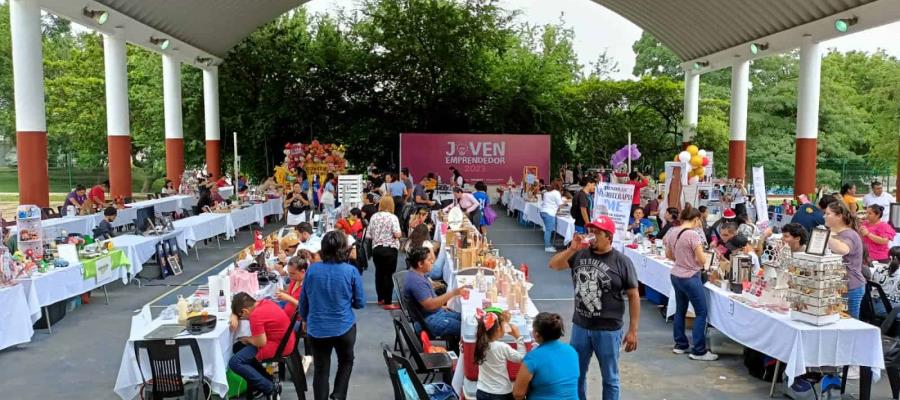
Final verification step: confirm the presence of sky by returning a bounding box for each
[303,0,900,80]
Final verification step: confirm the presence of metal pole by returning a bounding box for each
[627,131,632,172]
[896,124,900,202]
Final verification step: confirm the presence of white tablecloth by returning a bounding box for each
[261,198,284,219]
[224,205,263,234]
[111,232,184,282]
[11,215,98,237]
[556,216,575,245]
[129,195,196,215]
[173,213,234,248]
[523,202,543,227]
[220,186,235,199]
[20,265,92,308]
[509,193,526,214]
[0,284,38,350]
[114,314,234,400]
[624,247,679,317]
[706,283,883,384]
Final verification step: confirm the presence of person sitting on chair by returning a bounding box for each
[403,247,468,337]
[92,207,118,240]
[228,292,295,397]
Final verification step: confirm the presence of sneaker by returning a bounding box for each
[689,351,719,361]
[382,304,401,311]
[672,347,688,354]
[544,247,556,253]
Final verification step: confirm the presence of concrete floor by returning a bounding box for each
[0,211,892,399]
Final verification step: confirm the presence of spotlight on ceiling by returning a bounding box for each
[834,16,858,33]
[692,61,709,70]
[82,7,108,25]
[196,57,213,66]
[150,37,170,50]
[750,42,769,55]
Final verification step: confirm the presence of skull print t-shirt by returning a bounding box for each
[567,248,638,331]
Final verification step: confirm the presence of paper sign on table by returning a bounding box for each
[58,244,80,265]
[95,256,112,283]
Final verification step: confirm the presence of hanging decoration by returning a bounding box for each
[281,140,349,183]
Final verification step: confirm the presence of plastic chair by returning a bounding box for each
[41,207,60,219]
[393,313,454,384]
[392,271,460,353]
[148,194,158,200]
[383,345,405,400]
[258,311,307,400]
[860,281,893,327]
[386,345,459,400]
[132,338,209,400]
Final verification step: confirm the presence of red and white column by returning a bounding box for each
[163,54,184,188]
[728,60,749,180]
[10,0,48,206]
[795,38,821,198]
[682,70,700,148]
[104,33,132,199]
[203,67,221,179]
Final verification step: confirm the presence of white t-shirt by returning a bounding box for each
[732,187,747,204]
[476,338,526,395]
[863,192,893,222]
[539,190,563,215]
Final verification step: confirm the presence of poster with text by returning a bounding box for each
[592,182,635,235]
[752,166,769,225]
[400,133,550,185]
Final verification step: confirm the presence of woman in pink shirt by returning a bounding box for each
[860,204,895,263]
[663,205,717,361]
[444,187,480,223]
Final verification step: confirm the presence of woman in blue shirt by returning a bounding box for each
[513,312,579,400]
[473,181,489,234]
[299,231,365,400]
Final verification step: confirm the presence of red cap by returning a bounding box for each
[723,208,736,219]
[586,215,616,236]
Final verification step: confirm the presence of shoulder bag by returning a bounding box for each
[675,228,708,283]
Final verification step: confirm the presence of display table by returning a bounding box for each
[623,247,678,317]
[9,214,97,237]
[260,197,284,219]
[0,284,38,351]
[223,205,264,235]
[111,232,184,281]
[556,215,575,245]
[523,202,543,227]
[220,186,235,199]
[129,195,196,215]
[172,213,234,248]
[114,314,234,400]
[509,193,526,215]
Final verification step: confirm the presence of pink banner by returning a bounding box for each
[400,133,550,185]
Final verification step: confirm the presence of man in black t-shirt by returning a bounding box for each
[571,177,595,234]
[549,215,639,400]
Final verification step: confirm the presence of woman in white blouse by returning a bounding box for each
[539,180,565,253]
[365,196,403,310]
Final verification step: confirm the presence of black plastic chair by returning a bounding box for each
[41,207,60,219]
[393,312,454,384]
[148,194,158,200]
[125,196,135,204]
[861,281,893,327]
[160,193,170,198]
[132,338,209,400]
[258,311,307,400]
[385,345,459,400]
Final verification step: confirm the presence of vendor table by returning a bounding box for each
[111,232,184,282]
[10,214,97,237]
[261,197,284,219]
[222,204,266,235]
[129,195,196,215]
[509,193,526,216]
[556,215,575,245]
[219,186,235,198]
[114,313,234,400]
[172,213,234,248]
[523,202,543,227]
[0,284,38,351]
[624,246,882,397]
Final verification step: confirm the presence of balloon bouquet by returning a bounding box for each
[674,145,710,184]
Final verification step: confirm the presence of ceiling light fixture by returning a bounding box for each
[150,37,170,50]
[834,16,858,33]
[750,42,769,55]
[82,7,108,25]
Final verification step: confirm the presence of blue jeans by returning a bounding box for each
[425,308,461,337]
[570,324,623,400]
[574,225,587,234]
[476,390,514,400]
[540,212,556,248]
[671,273,709,356]
[847,286,864,319]
[228,345,274,394]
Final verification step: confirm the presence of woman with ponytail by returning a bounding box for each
[474,309,525,400]
[512,312,579,400]
[872,246,900,317]
[824,201,865,319]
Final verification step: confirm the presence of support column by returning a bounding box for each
[795,38,821,198]
[728,60,749,180]
[203,67,221,179]
[682,70,700,147]
[104,34,132,199]
[10,0,48,206]
[163,54,184,188]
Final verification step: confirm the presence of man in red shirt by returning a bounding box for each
[228,292,295,396]
[88,180,109,210]
[627,171,648,215]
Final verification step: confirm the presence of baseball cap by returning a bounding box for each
[586,215,616,236]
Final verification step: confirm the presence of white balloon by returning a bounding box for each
[689,176,700,184]
[698,149,707,158]
[678,151,691,163]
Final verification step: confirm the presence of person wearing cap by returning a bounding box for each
[663,205,717,362]
[708,208,737,245]
[549,215,639,400]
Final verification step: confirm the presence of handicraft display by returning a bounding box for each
[786,253,847,326]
